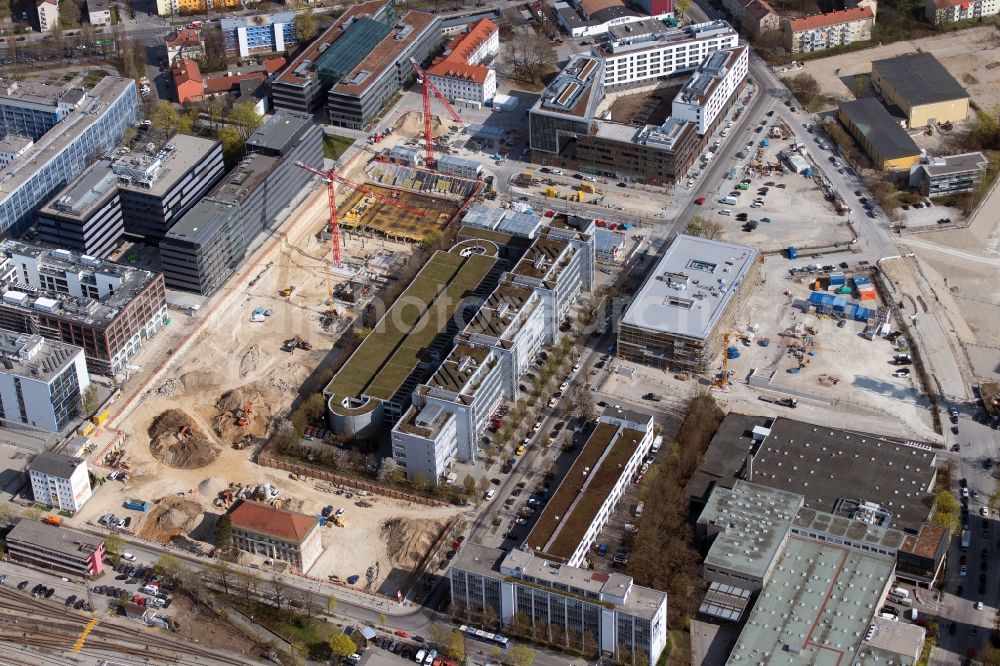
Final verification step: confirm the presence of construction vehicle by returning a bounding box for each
[178,425,189,440]
[283,336,313,352]
[280,285,295,297]
[42,515,63,527]
[332,515,347,528]
[238,402,252,427]
[758,395,798,409]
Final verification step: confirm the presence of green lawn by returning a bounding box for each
[232,598,338,660]
[323,133,354,160]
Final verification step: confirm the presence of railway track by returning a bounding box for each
[0,584,259,665]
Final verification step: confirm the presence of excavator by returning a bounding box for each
[178,425,190,440]
[237,402,252,427]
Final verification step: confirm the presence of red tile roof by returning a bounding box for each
[931,0,975,8]
[229,500,317,543]
[165,28,201,49]
[426,19,497,85]
[264,56,287,74]
[745,0,776,19]
[205,71,266,94]
[787,6,874,30]
[171,58,204,104]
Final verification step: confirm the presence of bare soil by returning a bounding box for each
[137,496,204,543]
[148,409,221,469]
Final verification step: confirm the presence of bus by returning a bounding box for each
[459,625,510,650]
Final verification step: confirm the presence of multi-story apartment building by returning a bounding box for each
[427,19,499,105]
[618,235,760,372]
[221,12,297,58]
[0,77,138,236]
[5,520,105,577]
[115,133,224,240]
[594,20,739,91]
[783,1,876,53]
[672,45,749,135]
[722,0,779,36]
[36,0,59,32]
[451,543,669,665]
[909,152,989,196]
[228,500,322,572]
[156,0,239,16]
[0,331,90,433]
[163,29,203,66]
[29,452,92,512]
[926,0,998,23]
[0,241,167,376]
[159,110,322,295]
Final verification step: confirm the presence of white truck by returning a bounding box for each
[720,195,738,205]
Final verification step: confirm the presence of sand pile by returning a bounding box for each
[381,517,448,569]
[212,382,274,442]
[138,497,203,542]
[198,476,228,497]
[148,409,221,469]
[397,110,447,138]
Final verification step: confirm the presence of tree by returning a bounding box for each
[215,513,233,551]
[0,502,14,526]
[208,560,233,594]
[574,385,596,422]
[78,384,99,417]
[218,125,245,165]
[154,553,181,582]
[208,97,226,131]
[178,104,200,134]
[447,629,466,661]
[292,640,308,666]
[850,74,868,99]
[509,644,536,666]
[79,23,95,48]
[151,101,180,135]
[675,0,692,16]
[329,632,357,658]
[296,8,318,42]
[931,488,961,533]
[25,505,45,522]
[105,534,125,565]
[377,457,400,484]
[328,596,338,612]
[463,474,476,495]
[684,215,723,240]
[228,100,263,141]
[429,622,451,648]
[268,574,288,611]
[787,73,820,107]
[479,476,490,494]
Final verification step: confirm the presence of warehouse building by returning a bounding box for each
[159,110,322,295]
[221,12,297,58]
[5,520,105,577]
[0,241,167,377]
[618,235,760,372]
[0,77,138,236]
[871,53,969,127]
[36,161,124,258]
[29,452,92,513]
[908,151,989,196]
[525,407,654,566]
[426,19,499,105]
[0,332,90,433]
[838,97,921,170]
[451,543,669,664]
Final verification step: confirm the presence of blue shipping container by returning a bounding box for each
[809,292,825,303]
[829,272,846,285]
[853,276,870,285]
[854,307,869,321]
[788,246,798,259]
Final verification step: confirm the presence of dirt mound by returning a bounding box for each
[212,382,274,442]
[148,409,220,469]
[397,110,447,139]
[239,344,260,377]
[180,370,217,392]
[381,517,448,569]
[198,476,228,497]
[138,497,203,542]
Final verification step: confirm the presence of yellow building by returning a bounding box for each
[158,0,240,16]
[871,53,969,128]
[839,98,921,171]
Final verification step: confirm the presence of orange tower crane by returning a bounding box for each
[294,162,426,269]
[409,58,464,167]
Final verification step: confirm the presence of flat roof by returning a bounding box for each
[872,52,969,107]
[919,151,988,177]
[698,481,803,581]
[534,54,604,120]
[28,451,85,479]
[163,199,235,246]
[394,401,455,439]
[38,159,117,220]
[423,344,492,395]
[461,284,538,344]
[899,523,947,560]
[510,237,571,282]
[525,420,645,560]
[621,234,758,340]
[205,153,278,206]
[6,519,103,557]
[247,109,313,154]
[839,98,920,162]
[0,331,82,383]
[220,10,296,30]
[325,245,497,405]
[725,537,896,666]
[115,133,219,197]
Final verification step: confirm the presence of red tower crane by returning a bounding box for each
[409,58,464,167]
[295,162,426,268]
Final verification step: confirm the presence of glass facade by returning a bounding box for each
[49,365,82,430]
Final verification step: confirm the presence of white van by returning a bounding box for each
[414,649,426,663]
[890,586,909,599]
[122,552,136,562]
[651,435,663,454]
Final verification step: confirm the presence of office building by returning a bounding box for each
[115,133,224,240]
[525,407,654,566]
[221,12,297,58]
[926,0,998,23]
[0,134,33,167]
[5,520,105,577]
[722,0,779,37]
[228,500,322,572]
[426,19,499,105]
[618,235,760,372]
[163,29,203,66]
[159,110,322,295]
[554,0,674,37]
[273,0,440,127]
[871,53,970,127]
[0,240,167,376]
[672,45,749,135]
[783,1,876,53]
[87,0,111,26]
[171,57,204,105]
[451,543,669,664]
[36,161,123,258]
[326,241,501,440]
[838,98,921,170]
[0,331,90,433]
[29,452,92,513]
[0,76,139,236]
[909,151,989,197]
[0,79,86,141]
[594,20,739,91]
[595,228,626,263]
[36,0,58,32]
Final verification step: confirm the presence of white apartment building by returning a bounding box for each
[427,19,499,105]
[595,19,738,90]
[36,0,59,32]
[672,45,749,135]
[926,0,998,23]
[783,0,876,53]
[0,331,90,433]
[29,451,92,513]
